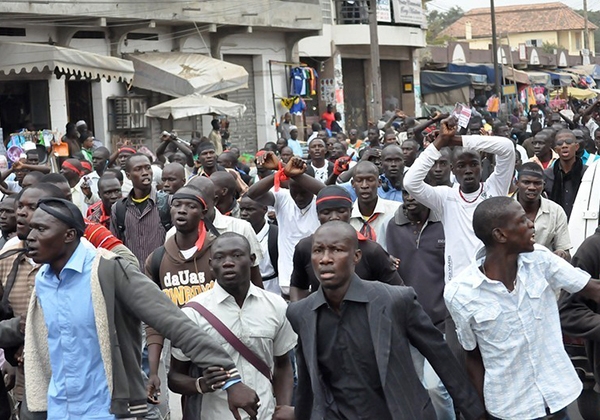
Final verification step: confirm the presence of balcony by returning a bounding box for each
[0,0,323,31]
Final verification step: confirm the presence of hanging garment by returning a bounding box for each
[290,97,306,115]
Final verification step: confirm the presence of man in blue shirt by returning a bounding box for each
[287,126,304,157]
[23,198,260,419]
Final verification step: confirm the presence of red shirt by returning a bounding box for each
[321,111,335,130]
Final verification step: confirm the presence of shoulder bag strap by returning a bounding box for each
[1,250,26,306]
[185,301,272,381]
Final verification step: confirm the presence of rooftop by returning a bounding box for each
[440,2,597,39]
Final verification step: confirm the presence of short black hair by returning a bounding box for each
[125,153,151,172]
[451,147,481,164]
[23,170,45,183]
[212,232,251,255]
[313,221,358,251]
[472,196,517,246]
[105,168,124,183]
[40,173,69,186]
[353,160,379,177]
[20,182,67,201]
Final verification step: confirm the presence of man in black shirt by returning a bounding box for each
[289,186,402,302]
[285,222,485,420]
[544,129,587,219]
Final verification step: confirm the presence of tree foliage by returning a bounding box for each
[575,9,599,53]
[426,6,464,44]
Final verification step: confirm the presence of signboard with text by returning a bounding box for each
[391,0,424,26]
[377,0,392,22]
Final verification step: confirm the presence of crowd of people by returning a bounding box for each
[2,99,600,420]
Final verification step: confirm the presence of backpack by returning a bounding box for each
[148,245,166,287]
[114,192,172,239]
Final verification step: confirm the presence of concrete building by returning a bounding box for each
[298,0,426,131]
[441,3,597,58]
[0,1,322,152]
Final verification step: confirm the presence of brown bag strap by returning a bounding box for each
[185,301,272,381]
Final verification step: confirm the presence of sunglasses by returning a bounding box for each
[555,138,576,146]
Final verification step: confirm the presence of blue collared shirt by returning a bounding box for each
[339,177,404,203]
[36,242,115,420]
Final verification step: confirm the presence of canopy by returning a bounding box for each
[502,66,529,85]
[447,63,495,84]
[421,71,472,95]
[0,41,134,82]
[550,87,597,100]
[145,93,246,119]
[129,52,248,97]
[526,71,551,86]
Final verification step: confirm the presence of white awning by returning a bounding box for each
[145,93,246,119]
[128,52,248,97]
[0,41,134,82]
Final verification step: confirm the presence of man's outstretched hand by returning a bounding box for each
[256,151,281,171]
[226,382,261,420]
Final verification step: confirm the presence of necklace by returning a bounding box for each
[459,183,484,203]
[132,194,150,204]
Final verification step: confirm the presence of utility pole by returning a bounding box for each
[490,0,502,98]
[584,0,590,52]
[368,0,382,122]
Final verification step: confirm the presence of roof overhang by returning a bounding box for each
[0,41,134,82]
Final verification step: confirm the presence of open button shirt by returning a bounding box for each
[444,245,589,419]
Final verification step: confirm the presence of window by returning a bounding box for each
[525,39,543,47]
[108,96,147,131]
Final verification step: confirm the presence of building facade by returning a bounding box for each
[298,0,427,132]
[441,3,596,57]
[0,0,322,152]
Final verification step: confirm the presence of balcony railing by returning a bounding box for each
[334,0,424,27]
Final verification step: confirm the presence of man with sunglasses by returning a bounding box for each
[543,129,587,220]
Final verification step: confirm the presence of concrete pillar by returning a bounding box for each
[332,48,345,132]
[48,77,68,134]
[412,49,422,118]
[364,59,374,123]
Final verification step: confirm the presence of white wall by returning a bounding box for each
[48,77,68,134]
[91,79,128,148]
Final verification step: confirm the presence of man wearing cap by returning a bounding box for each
[75,120,87,138]
[290,185,402,302]
[22,198,261,419]
[287,126,304,157]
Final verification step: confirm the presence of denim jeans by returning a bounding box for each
[409,344,456,420]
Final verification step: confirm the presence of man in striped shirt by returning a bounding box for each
[110,153,170,268]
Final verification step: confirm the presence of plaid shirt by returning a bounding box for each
[0,240,41,401]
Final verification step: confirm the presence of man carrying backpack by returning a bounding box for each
[110,153,171,268]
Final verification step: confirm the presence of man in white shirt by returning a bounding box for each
[404,117,515,283]
[349,161,400,251]
[239,194,280,294]
[169,233,296,420]
[445,196,600,419]
[246,154,324,295]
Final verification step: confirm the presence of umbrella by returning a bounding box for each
[145,93,246,120]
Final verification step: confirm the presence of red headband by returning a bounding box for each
[119,147,136,155]
[62,161,83,177]
[81,161,92,172]
[315,195,353,206]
